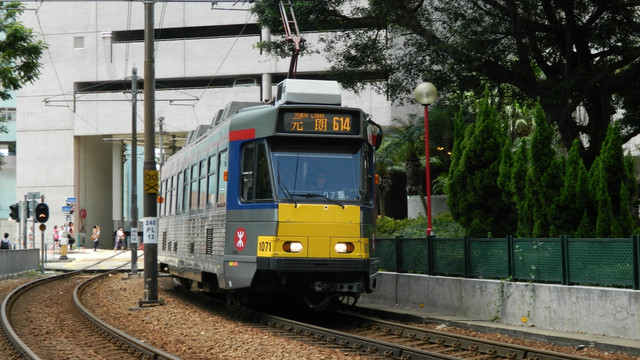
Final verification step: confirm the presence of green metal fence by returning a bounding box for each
[374,236,640,289]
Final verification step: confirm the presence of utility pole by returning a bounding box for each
[130,66,139,276]
[141,0,162,306]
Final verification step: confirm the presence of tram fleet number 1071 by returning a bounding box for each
[157,79,383,310]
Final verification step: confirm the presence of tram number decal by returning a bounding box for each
[257,236,276,257]
[258,241,272,252]
[234,228,246,251]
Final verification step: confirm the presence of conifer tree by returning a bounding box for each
[448,92,511,237]
[556,140,589,236]
[591,122,634,237]
[511,139,530,236]
[446,108,467,222]
[526,103,563,237]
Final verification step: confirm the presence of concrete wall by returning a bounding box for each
[360,272,640,340]
[407,195,449,219]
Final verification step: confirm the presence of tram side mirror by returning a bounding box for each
[373,127,383,149]
[366,118,384,150]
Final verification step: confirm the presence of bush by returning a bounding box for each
[377,213,465,238]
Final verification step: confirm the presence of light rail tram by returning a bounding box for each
[157,79,382,309]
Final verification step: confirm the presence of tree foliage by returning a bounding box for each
[252,0,640,167]
[447,91,513,237]
[0,2,47,101]
[447,95,639,238]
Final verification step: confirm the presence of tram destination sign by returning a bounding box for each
[278,111,359,135]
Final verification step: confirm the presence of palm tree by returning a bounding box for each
[381,114,429,215]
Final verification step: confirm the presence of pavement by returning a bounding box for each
[43,247,145,272]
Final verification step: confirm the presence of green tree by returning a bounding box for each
[556,140,590,236]
[447,92,512,237]
[525,103,564,238]
[0,3,46,168]
[446,108,468,224]
[253,1,640,167]
[590,123,636,237]
[511,139,529,237]
[0,3,47,101]
[381,114,428,214]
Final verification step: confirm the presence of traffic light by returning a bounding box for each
[35,203,49,223]
[9,203,19,222]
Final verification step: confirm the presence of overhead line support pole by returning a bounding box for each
[142,0,162,306]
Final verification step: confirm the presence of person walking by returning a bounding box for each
[91,225,101,251]
[53,225,60,250]
[1,233,10,250]
[114,227,125,251]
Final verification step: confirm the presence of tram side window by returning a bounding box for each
[176,172,183,214]
[217,150,228,206]
[159,179,166,217]
[182,168,190,212]
[199,160,207,209]
[240,141,273,203]
[190,164,199,210]
[169,175,175,216]
[207,155,217,207]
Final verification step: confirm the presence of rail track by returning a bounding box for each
[236,308,596,360]
[0,253,179,360]
[174,286,596,360]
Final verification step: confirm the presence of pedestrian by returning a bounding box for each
[114,227,125,251]
[91,225,101,251]
[66,222,75,250]
[1,233,10,250]
[28,228,33,248]
[53,225,60,250]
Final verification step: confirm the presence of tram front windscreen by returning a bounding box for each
[271,142,372,205]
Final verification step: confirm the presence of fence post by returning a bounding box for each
[560,235,569,285]
[507,235,514,280]
[633,235,639,290]
[427,235,434,275]
[395,236,403,273]
[463,236,471,278]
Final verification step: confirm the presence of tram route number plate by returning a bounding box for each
[144,217,158,244]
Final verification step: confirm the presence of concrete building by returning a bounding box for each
[0,95,17,240]
[16,2,416,248]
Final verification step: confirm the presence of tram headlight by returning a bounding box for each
[283,241,303,253]
[335,242,355,254]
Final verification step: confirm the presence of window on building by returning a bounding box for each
[74,36,85,49]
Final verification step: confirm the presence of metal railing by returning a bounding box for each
[0,249,40,277]
[374,235,640,289]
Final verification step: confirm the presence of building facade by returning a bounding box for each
[16,2,416,248]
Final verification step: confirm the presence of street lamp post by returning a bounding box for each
[414,82,438,236]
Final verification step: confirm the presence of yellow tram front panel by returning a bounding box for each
[255,203,367,259]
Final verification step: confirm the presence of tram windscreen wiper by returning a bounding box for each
[278,171,297,207]
[291,193,345,208]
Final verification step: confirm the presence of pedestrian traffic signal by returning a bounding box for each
[35,203,49,223]
[9,203,19,222]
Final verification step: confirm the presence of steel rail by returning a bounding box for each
[334,310,597,360]
[0,251,127,359]
[73,269,181,360]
